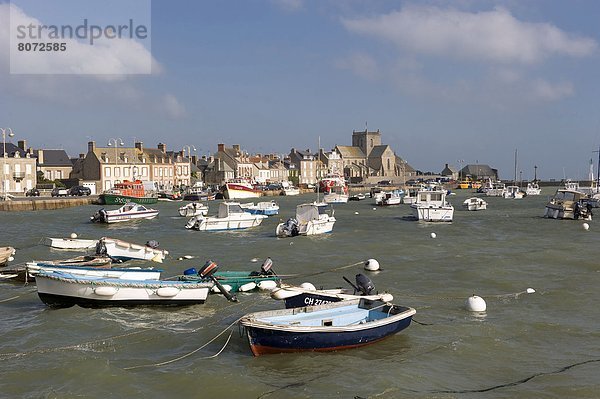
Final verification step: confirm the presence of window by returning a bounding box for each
[387,159,391,170]
[142,167,148,176]
[104,167,111,177]
[115,167,120,177]
[184,166,188,175]
[26,164,32,174]
[124,167,130,177]
[177,166,182,176]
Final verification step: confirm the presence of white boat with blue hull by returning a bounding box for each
[240,298,415,356]
[97,237,169,263]
[240,200,279,216]
[25,263,162,280]
[35,271,213,308]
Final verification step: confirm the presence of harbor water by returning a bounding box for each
[1,188,599,398]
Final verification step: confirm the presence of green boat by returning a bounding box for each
[178,258,280,293]
[98,180,158,205]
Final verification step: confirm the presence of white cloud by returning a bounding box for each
[163,94,186,119]
[531,79,574,101]
[342,5,597,65]
[2,3,161,78]
[336,53,379,80]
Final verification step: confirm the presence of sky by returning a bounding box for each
[1,0,600,180]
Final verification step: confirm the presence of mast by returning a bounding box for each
[513,148,518,184]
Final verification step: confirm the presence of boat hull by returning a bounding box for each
[411,206,454,222]
[36,272,211,308]
[241,300,415,356]
[99,194,158,205]
[179,271,279,292]
[43,237,98,250]
[224,183,261,199]
[99,238,168,262]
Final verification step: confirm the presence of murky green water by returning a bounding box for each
[1,188,599,398]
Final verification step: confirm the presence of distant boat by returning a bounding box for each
[185,202,267,231]
[43,237,98,250]
[375,190,403,206]
[462,197,487,211]
[178,202,209,217]
[0,246,16,267]
[323,185,349,204]
[525,182,541,196]
[97,237,169,262]
[410,190,454,222]
[281,186,300,196]
[240,200,279,216]
[25,263,161,281]
[503,185,526,199]
[544,189,592,220]
[276,202,335,237]
[35,271,212,308]
[239,298,416,356]
[223,179,261,199]
[91,202,159,224]
[98,180,158,205]
[349,193,366,201]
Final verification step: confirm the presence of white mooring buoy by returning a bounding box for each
[300,282,316,291]
[355,211,359,215]
[430,232,437,239]
[70,232,78,239]
[465,295,487,312]
[583,222,590,231]
[364,258,380,271]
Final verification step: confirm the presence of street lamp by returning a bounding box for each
[457,159,465,181]
[1,127,15,198]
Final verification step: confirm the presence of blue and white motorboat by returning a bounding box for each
[240,200,279,216]
[239,298,415,356]
[25,263,162,281]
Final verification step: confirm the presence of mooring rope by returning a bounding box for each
[283,261,364,281]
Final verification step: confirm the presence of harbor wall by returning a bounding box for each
[0,197,97,212]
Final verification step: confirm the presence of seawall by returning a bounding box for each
[0,197,97,212]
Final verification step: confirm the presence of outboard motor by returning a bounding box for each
[146,240,160,249]
[260,257,274,275]
[95,239,107,256]
[198,260,238,302]
[355,273,375,296]
[281,218,299,237]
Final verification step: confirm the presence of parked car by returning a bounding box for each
[25,188,40,197]
[51,187,69,197]
[68,186,91,196]
[377,180,393,186]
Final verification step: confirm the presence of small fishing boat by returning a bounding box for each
[25,263,161,281]
[462,197,487,211]
[98,180,158,205]
[178,258,280,293]
[96,237,169,262]
[35,271,213,308]
[348,193,366,201]
[503,185,526,199]
[42,237,98,250]
[239,298,415,356]
[281,186,300,196]
[91,202,159,224]
[410,190,454,222]
[240,200,279,216]
[323,185,349,204]
[276,202,336,237]
[375,190,403,206]
[525,182,541,196]
[544,189,592,220]
[223,179,261,199]
[178,202,209,217]
[0,254,113,282]
[271,274,393,308]
[0,246,16,267]
[185,202,267,231]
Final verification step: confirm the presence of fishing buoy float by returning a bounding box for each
[373,207,377,211]
[430,232,437,239]
[465,295,486,312]
[364,259,380,271]
[8,256,14,262]
[250,258,259,262]
[583,222,590,230]
[177,255,194,261]
[355,211,359,215]
[258,280,278,291]
[239,282,257,292]
[70,232,78,239]
[300,282,316,291]
[526,288,535,294]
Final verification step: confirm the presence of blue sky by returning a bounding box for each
[2,0,600,180]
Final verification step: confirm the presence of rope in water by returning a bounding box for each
[282,261,364,281]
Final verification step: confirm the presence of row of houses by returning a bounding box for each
[1,128,499,196]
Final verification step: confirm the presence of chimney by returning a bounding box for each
[79,153,85,159]
[233,144,240,152]
[217,143,225,152]
[37,149,44,164]
[135,141,143,151]
[157,143,166,153]
[88,141,96,153]
[191,155,197,164]
[18,140,27,152]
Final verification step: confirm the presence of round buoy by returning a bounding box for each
[290,242,294,245]
[183,255,193,259]
[526,288,536,294]
[355,211,359,215]
[212,284,232,294]
[430,232,437,239]
[250,258,259,263]
[583,222,590,230]
[258,280,278,291]
[373,207,377,210]
[8,256,14,262]
[239,282,257,292]
[465,295,486,312]
[70,232,78,239]
[300,282,316,291]
[364,259,380,271]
